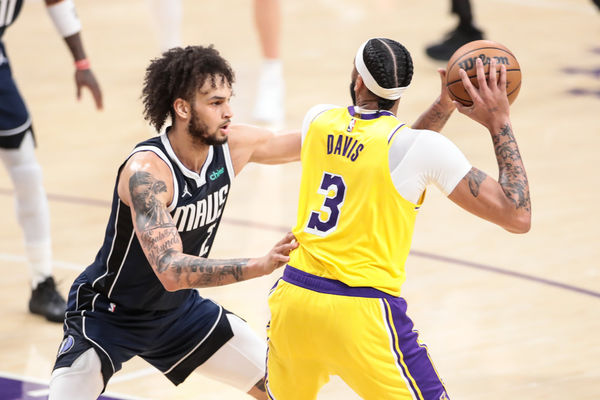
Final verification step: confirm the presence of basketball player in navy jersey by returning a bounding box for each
[49,45,298,400]
[0,0,102,322]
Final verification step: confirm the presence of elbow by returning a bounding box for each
[156,269,183,292]
[154,251,184,291]
[504,213,531,234]
[159,275,181,292]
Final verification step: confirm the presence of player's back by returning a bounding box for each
[289,106,421,297]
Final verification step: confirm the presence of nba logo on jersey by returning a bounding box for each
[108,302,116,312]
[347,118,356,132]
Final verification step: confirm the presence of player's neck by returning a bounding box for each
[168,126,210,173]
[356,99,399,115]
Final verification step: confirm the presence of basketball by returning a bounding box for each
[446,40,521,106]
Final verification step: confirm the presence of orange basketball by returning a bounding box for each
[446,40,521,106]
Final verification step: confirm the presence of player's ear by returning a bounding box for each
[354,75,364,92]
[173,98,190,119]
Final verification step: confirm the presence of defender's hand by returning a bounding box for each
[251,232,298,276]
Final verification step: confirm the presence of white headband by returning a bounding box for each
[355,40,407,100]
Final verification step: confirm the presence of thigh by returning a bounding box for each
[340,296,450,400]
[140,295,235,386]
[49,348,104,400]
[194,313,266,393]
[266,280,332,400]
[0,51,32,149]
[267,280,449,400]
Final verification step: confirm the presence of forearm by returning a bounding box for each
[490,121,531,213]
[412,96,455,132]
[45,0,86,61]
[138,223,261,290]
[64,33,87,61]
[155,253,266,290]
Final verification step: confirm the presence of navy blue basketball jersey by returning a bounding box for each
[0,0,24,39]
[83,131,235,310]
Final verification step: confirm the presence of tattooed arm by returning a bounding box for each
[117,151,297,291]
[447,58,531,233]
[412,69,456,132]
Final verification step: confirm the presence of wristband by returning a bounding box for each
[47,0,82,37]
[75,58,90,71]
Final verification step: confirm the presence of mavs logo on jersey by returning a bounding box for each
[172,185,229,232]
[57,335,74,356]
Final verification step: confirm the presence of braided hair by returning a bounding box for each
[361,38,413,110]
[142,45,235,132]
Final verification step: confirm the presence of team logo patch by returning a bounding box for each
[57,335,75,356]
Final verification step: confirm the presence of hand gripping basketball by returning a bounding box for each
[446,40,521,106]
[455,57,511,130]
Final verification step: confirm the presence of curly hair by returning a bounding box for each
[142,45,235,132]
[362,38,413,110]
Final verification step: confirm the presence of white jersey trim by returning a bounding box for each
[388,128,472,204]
[92,201,122,289]
[107,230,135,298]
[129,145,179,212]
[0,116,31,136]
[164,302,224,375]
[160,132,212,188]
[222,142,235,182]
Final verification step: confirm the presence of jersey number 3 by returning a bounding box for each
[305,172,346,237]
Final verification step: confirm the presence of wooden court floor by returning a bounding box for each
[0,0,599,398]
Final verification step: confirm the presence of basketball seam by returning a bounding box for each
[447,46,517,72]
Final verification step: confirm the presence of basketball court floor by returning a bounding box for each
[0,0,598,399]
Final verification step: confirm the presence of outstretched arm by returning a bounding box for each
[45,0,103,109]
[227,124,300,174]
[412,68,456,132]
[448,58,530,233]
[117,152,297,291]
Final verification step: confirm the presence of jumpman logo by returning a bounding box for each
[182,183,192,198]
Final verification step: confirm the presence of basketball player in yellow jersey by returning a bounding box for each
[266,38,531,400]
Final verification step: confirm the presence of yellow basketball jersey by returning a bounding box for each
[289,106,423,296]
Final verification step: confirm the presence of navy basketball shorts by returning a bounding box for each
[53,273,236,389]
[0,41,35,149]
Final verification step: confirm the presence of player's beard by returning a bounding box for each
[188,108,228,146]
[349,78,357,106]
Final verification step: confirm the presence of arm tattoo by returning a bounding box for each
[466,168,488,197]
[492,124,531,211]
[168,255,248,287]
[425,105,452,129]
[413,101,452,131]
[129,171,172,230]
[129,171,249,289]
